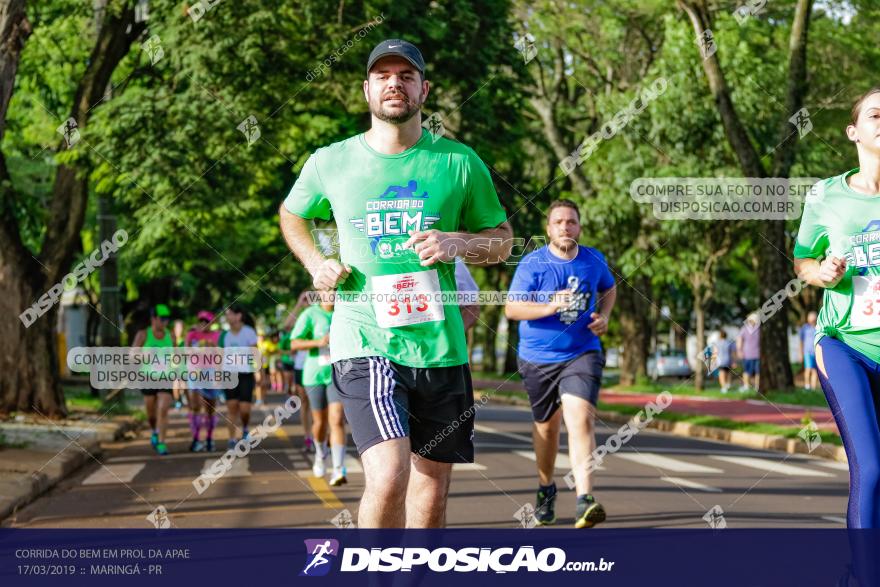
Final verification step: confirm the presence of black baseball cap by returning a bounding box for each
[366,39,425,77]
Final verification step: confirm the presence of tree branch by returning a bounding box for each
[677,0,766,177]
[771,0,813,177]
[38,1,146,281]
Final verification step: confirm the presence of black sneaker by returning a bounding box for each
[575,494,606,529]
[535,485,557,526]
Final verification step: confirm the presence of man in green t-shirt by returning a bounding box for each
[290,292,348,486]
[279,39,512,528]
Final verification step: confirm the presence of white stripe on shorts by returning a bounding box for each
[379,358,405,437]
[367,358,396,440]
[368,358,390,440]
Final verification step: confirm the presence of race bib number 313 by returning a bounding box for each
[372,270,445,328]
[851,276,880,329]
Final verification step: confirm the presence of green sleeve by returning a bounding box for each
[291,308,313,341]
[283,153,332,220]
[793,199,829,259]
[460,149,508,233]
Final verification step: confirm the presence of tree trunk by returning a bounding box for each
[617,277,650,386]
[758,222,794,392]
[504,318,519,374]
[481,303,501,375]
[679,0,812,394]
[0,2,144,415]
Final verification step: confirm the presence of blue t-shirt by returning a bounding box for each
[509,245,615,363]
[799,323,817,355]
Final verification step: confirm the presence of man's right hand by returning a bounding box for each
[817,255,847,288]
[312,259,351,290]
[317,334,330,348]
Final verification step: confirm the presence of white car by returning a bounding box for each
[647,349,693,380]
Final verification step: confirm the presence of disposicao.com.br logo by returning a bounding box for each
[300,539,614,574]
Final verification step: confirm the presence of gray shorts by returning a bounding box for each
[305,383,341,411]
[518,351,605,422]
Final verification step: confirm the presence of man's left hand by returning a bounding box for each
[588,312,608,336]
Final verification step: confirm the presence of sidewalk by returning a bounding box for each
[0,414,141,522]
[472,379,838,432]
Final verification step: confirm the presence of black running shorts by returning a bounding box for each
[332,357,475,463]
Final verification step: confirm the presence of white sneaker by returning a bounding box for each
[738,385,749,392]
[329,467,347,487]
[312,456,326,478]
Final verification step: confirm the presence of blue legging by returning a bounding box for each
[817,336,880,528]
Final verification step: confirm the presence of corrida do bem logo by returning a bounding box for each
[349,180,440,259]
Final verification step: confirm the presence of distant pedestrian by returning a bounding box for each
[737,314,760,391]
[799,312,819,391]
[713,331,734,393]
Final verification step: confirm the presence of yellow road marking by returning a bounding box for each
[307,475,344,509]
[275,426,289,441]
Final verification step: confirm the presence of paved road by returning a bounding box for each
[3,395,848,529]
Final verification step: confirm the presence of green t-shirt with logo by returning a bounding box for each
[291,305,333,386]
[794,168,880,361]
[283,129,507,368]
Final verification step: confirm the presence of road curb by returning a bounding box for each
[0,416,140,523]
[484,394,848,464]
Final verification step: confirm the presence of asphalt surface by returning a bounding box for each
[3,394,849,529]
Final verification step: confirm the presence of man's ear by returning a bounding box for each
[363,79,370,103]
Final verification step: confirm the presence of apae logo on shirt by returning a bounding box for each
[349,180,440,259]
[558,275,591,325]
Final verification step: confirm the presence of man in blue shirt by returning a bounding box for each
[505,199,617,528]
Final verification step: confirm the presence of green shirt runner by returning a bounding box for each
[794,168,880,361]
[283,129,507,368]
[291,304,334,386]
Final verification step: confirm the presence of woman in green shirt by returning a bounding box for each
[793,86,880,529]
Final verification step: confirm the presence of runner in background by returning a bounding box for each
[737,314,761,392]
[185,310,220,452]
[257,330,280,398]
[713,330,734,393]
[290,291,347,485]
[171,319,187,410]
[268,331,283,392]
[132,304,175,456]
[281,291,314,452]
[221,304,259,449]
[455,257,480,332]
[799,311,818,390]
[254,329,267,407]
[506,199,616,528]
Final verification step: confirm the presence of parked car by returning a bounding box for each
[604,347,620,368]
[647,349,692,380]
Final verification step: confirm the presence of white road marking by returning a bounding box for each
[614,452,723,474]
[660,476,722,492]
[453,463,487,471]
[82,463,145,485]
[474,424,533,444]
[513,450,605,471]
[821,516,847,525]
[202,457,250,477]
[710,455,833,477]
[815,460,849,472]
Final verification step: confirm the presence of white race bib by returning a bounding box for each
[851,275,880,328]
[371,270,445,328]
